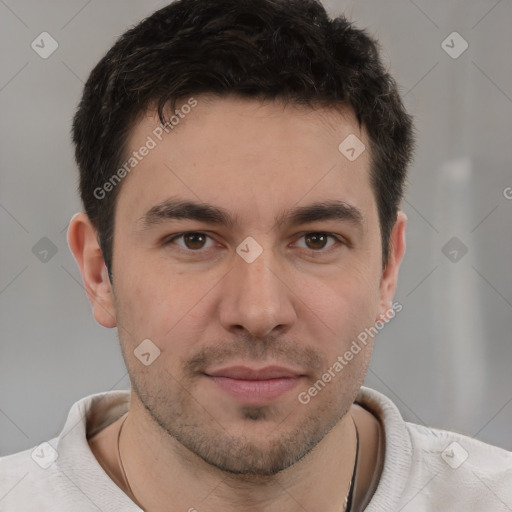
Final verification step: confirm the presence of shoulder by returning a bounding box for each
[0,390,134,511]
[402,422,512,510]
[356,386,512,511]
[0,440,72,511]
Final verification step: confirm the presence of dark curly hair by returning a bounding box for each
[71,0,414,279]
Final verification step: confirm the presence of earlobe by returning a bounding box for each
[376,211,407,323]
[67,213,117,328]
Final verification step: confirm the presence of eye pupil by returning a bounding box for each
[184,233,206,250]
[305,233,328,250]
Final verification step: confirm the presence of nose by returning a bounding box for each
[218,244,297,339]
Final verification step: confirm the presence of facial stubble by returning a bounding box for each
[125,338,354,477]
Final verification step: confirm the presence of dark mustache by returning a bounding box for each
[185,335,324,376]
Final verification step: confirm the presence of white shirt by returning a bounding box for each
[1,387,511,511]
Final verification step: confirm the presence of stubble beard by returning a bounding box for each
[129,368,350,478]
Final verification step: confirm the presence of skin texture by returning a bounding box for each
[69,95,406,511]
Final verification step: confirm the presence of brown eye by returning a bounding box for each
[182,232,207,250]
[304,232,330,250]
[296,232,341,252]
[165,232,215,252]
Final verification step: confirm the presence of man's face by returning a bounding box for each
[108,95,392,475]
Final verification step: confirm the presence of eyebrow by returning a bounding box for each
[138,198,365,232]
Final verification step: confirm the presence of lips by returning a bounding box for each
[204,366,304,404]
[205,365,302,380]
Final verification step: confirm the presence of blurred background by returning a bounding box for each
[1,0,511,456]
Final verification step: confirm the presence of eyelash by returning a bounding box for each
[162,231,345,255]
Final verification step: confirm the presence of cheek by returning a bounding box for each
[111,257,169,345]
[299,273,380,386]
[112,254,213,353]
[311,264,380,334]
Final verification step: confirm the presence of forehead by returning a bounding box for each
[115,95,376,231]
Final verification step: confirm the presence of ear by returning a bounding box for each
[67,213,117,328]
[376,210,407,323]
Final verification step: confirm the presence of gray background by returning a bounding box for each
[1,0,511,457]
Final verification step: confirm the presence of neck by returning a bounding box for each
[118,394,359,512]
